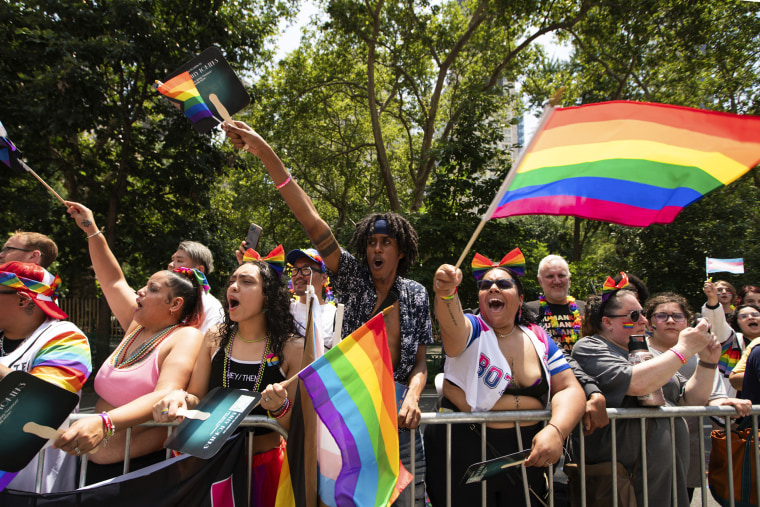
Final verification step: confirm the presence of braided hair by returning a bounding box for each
[349,212,419,277]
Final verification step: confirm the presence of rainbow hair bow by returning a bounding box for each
[173,267,210,294]
[243,244,285,277]
[601,271,629,302]
[471,248,526,280]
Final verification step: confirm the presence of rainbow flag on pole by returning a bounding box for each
[0,121,25,175]
[298,312,400,507]
[489,101,760,227]
[155,71,217,131]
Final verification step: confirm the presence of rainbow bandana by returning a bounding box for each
[602,271,630,302]
[471,248,526,280]
[243,244,285,277]
[0,267,66,319]
[172,267,210,293]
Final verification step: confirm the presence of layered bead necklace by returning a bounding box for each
[222,330,270,392]
[112,324,181,369]
[538,295,582,348]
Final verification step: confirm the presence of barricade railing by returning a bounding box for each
[28,405,760,506]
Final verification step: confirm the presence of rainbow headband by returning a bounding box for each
[243,244,285,277]
[0,271,61,301]
[601,271,629,302]
[172,267,210,293]
[471,248,526,280]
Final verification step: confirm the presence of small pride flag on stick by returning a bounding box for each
[155,71,221,133]
[706,257,745,275]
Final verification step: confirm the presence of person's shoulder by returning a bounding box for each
[397,276,427,293]
[571,335,604,353]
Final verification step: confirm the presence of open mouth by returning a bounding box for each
[228,297,240,310]
[488,298,505,311]
[373,257,384,269]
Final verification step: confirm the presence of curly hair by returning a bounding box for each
[644,292,693,323]
[480,267,538,326]
[216,261,296,360]
[349,212,419,277]
[584,288,638,336]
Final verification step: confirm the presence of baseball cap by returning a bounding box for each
[285,248,325,272]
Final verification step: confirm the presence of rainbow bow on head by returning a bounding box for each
[471,248,526,280]
[173,267,210,294]
[243,244,285,277]
[601,271,629,302]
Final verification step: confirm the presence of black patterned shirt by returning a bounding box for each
[328,249,433,383]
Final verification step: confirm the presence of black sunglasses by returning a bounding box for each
[476,278,515,291]
[605,310,644,322]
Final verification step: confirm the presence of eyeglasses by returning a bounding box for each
[0,290,17,295]
[605,310,644,322]
[289,266,322,277]
[476,278,515,291]
[1,246,32,254]
[737,311,760,320]
[651,312,687,323]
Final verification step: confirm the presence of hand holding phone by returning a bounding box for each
[245,223,263,250]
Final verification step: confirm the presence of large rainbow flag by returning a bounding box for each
[298,312,400,507]
[490,101,760,227]
[155,71,216,130]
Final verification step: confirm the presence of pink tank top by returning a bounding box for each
[94,335,170,407]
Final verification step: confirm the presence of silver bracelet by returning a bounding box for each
[86,230,102,239]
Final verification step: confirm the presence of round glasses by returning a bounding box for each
[605,310,644,322]
[476,278,515,291]
[289,266,322,277]
[651,312,686,323]
[737,311,760,321]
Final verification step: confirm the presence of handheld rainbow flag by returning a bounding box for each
[0,121,25,176]
[487,101,760,227]
[706,257,744,275]
[155,71,219,133]
[298,311,401,507]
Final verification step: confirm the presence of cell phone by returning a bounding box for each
[461,448,532,484]
[244,223,263,250]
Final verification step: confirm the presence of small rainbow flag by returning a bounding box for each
[0,121,25,175]
[489,101,760,227]
[298,312,400,507]
[155,71,216,127]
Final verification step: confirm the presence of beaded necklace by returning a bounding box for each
[222,330,270,391]
[112,324,181,369]
[538,295,582,348]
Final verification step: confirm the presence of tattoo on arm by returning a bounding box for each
[313,230,340,258]
[81,219,93,228]
[444,298,459,327]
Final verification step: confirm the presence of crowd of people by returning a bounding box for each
[0,121,756,506]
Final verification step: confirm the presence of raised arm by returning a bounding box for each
[432,264,469,357]
[224,122,340,273]
[65,201,137,330]
[703,280,733,343]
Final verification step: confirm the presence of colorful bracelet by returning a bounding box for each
[100,412,115,445]
[698,360,718,369]
[268,397,291,419]
[440,286,458,301]
[275,174,292,190]
[669,347,687,365]
[546,422,565,442]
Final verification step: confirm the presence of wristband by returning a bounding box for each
[669,347,687,365]
[268,397,291,419]
[100,412,115,445]
[698,360,718,369]
[546,422,565,442]
[275,174,292,190]
[440,286,458,301]
[704,302,720,310]
[86,230,102,239]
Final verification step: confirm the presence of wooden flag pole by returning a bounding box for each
[453,88,565,270]
[19,160,66,205]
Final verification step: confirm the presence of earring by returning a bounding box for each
[518,308,523,323]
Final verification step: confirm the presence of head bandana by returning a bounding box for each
[172,267,210,294]
[372,218,394,238]
[471,248,526,280]
[601,271,630,302]
[243,244,285,277]
[0,263,67,319]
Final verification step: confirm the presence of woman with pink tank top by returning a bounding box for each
[53,202,205,484]
[153,250,304,507]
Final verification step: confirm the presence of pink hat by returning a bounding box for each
[0,261,68,319]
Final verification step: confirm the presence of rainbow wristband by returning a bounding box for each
[669,347,687,365]
[268,398,291,419]
[440,286,458,301]
[100,412,115,445]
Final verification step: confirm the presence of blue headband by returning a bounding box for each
[373,219,394,238]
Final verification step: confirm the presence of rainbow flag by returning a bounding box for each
[155,71,215,126]
[490,101,760,227]
[298,312,400,507]
[0,121,25,175]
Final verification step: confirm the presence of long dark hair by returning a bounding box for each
[350,212,419,277]
[217,261,296,360]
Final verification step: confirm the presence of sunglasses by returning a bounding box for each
[651,312,687,323]
[476,278,515,291]
[605,310,644,322]
[737,311,760,320]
